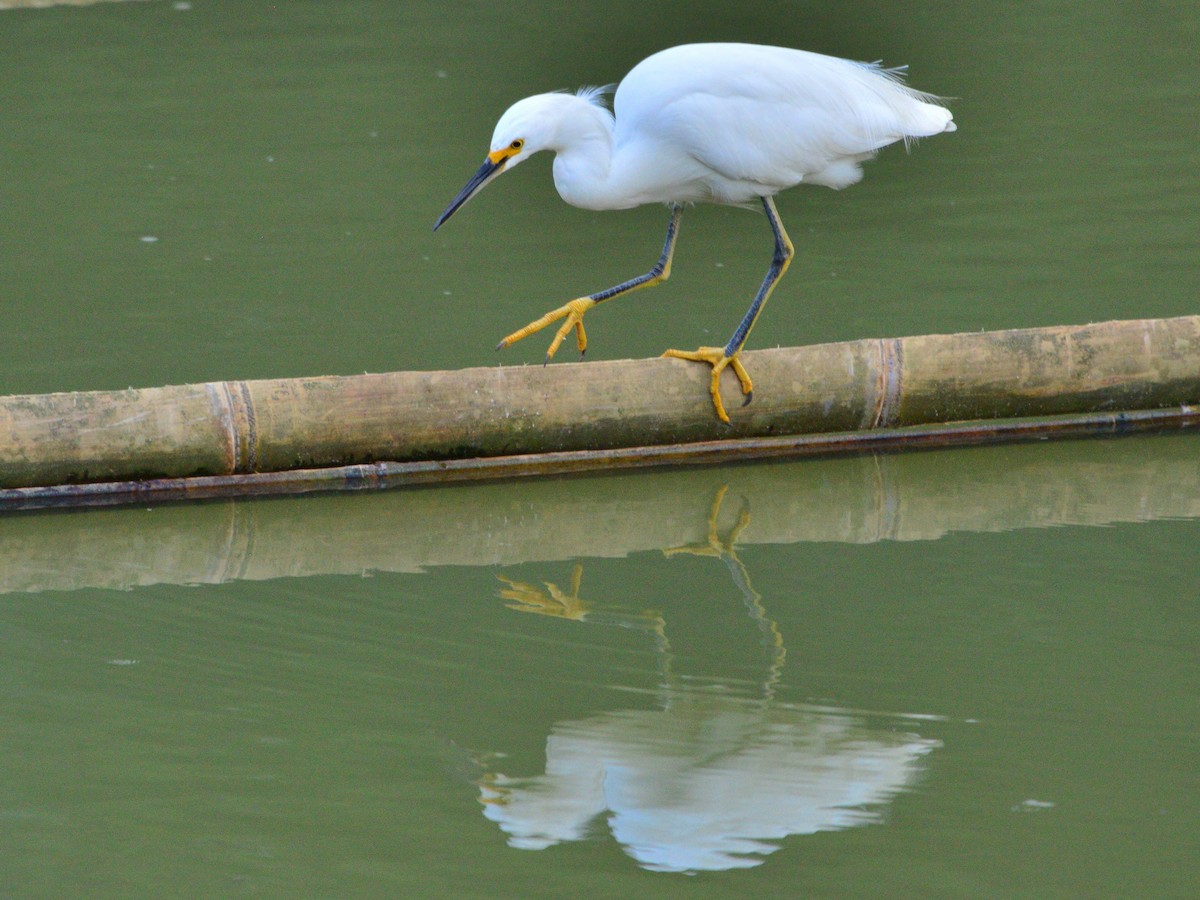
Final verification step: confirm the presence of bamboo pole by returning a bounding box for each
[0,316,1197,493]
[0,407,1196,511]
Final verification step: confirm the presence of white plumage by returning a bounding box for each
[435,43,955,422]
[477,44,953,208]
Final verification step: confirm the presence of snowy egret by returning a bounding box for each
[434,42,955,422]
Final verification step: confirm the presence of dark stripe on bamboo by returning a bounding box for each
[0,405,1195,512]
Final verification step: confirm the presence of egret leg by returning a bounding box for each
[662,195,794,423]
[497,204,683,362]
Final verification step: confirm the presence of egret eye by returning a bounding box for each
[510,139,524,150]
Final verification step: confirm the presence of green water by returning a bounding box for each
[2,1,1198,896]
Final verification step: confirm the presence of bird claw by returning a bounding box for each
[497,297,596,361]
[661,347,754,424]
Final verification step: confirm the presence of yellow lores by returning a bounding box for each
[434,43,954,423]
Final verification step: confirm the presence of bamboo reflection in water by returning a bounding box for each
[0,435,1196,597]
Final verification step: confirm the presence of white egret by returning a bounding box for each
[434,42,955,423]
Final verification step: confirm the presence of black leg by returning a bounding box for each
[497,204,684,360]
[724,196,794,357]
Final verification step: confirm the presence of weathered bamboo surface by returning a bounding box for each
[0,315,1197,491]
[0,408,1195,510]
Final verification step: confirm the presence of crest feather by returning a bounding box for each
[575,83,616,109]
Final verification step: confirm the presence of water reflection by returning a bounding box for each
[662,484,786,695]
[478,693,938,873]
[482,487,936,873]
[0,434,1195,596]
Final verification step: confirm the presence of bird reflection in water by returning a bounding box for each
[483,486,940,873]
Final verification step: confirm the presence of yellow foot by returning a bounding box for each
[496,563,590,621]
[661,346,753,424]
[496,297,597,362]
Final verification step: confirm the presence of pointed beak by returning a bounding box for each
[433,155,507,231]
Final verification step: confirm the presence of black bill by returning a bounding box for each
[433,156,506,231]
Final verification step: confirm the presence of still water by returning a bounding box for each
[2,0,1198,896]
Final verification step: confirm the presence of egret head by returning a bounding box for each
[433,93,581,231]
